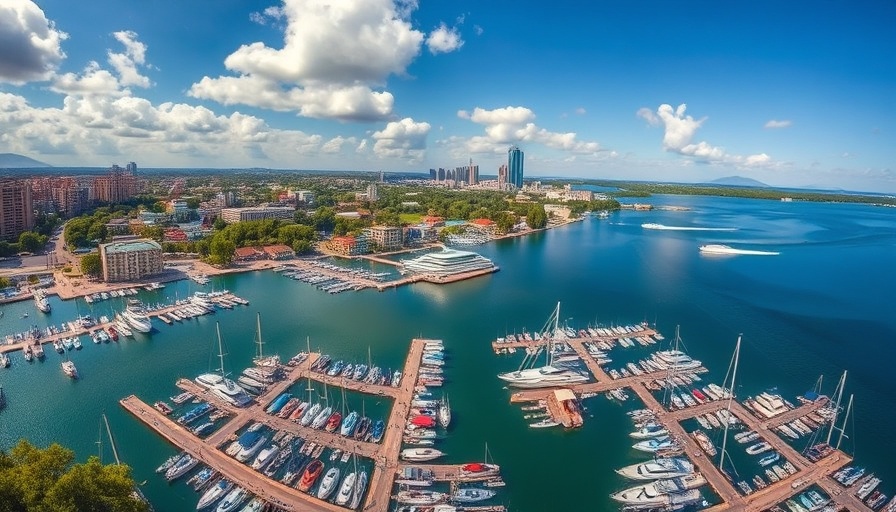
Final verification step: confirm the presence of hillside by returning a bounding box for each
[0,153,51,168]
[707,176,768,187]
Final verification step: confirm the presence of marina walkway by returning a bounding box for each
[122,338,434,512]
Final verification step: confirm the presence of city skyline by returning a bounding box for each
[0,0,893,192]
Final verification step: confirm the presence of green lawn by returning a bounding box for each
[399,213,423,224]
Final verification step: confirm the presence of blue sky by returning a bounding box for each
[0,0,893,192]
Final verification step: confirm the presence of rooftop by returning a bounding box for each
[101,239,162,254]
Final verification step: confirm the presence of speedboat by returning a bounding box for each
[615,458,694,481]
[297,459,324,492]
[316,467,341,500]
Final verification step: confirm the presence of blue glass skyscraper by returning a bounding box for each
[508,145,524,189]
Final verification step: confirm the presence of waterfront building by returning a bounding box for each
[93,164,138,203]
[0,180,34,241]
[328,235,368,256]
[508,145,524,189]
[99,239,163,282]
[365,225,403,251]
[220,206,295,223]
[233,247,264,261]
[401,247,496,276]
[262,244,295,260]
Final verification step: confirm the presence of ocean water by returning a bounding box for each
[0,194,893,511]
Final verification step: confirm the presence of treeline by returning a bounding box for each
[0,213,61,256]
[206,219,316,265]
[0,440,148,512]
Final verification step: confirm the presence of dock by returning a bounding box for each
[500,330,864,512]
[122,338,450,512]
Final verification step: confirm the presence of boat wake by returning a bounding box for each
[642,223,737,232]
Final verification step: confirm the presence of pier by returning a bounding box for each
[500,331,864,512]
[122,338,448,512]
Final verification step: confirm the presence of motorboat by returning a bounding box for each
[214,486,248,512]
[340,411,359,437]
[401,448,445,462]
[250,444,279,471]
[334,472,357,506]
[316,467,340,500]
[195,373,252,407]
[196,479,234,510]
[395,490,448,505]
[121,299,153,333]
[350,470,368,509]
[632,436,677,453]
[61,360,78,379]
[165,454,199,481]
[451,487,496,503]
[699,244,779,256]
[235,434,268,463]
[610,475,706,506]
[615,458,695,481]
[297,459,323,492]
[746,442,773,455]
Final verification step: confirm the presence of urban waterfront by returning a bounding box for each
[1,195,894,511]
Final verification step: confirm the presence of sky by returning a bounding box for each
[0,0,894,192]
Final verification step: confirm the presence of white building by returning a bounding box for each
[220,206,295,223]
[99,239,163,282]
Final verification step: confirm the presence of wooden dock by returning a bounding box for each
[122,338,437,512]
[499,331,865,512]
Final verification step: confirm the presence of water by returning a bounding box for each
[1,195,894,510]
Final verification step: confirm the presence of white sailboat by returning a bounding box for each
[251,312,279,368]
[497,302,590,389]
[195,323,252,407]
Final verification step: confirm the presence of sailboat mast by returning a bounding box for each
[836,394,854,450]
[216,322,226,378]
[103,413,121,465]
[826,370,847,445]
[719,335,741,472]
[256,312,263,360]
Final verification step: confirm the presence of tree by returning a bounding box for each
[0,277,10,288]
[80,253,102,277]
[526,204,548,229]
[0,440,148,512]
[209,237,235,266]
[311,207,336,232]
[213,217,227,230]
[184,197,201,209]
[0,241,15,257]
[18,231,47,253]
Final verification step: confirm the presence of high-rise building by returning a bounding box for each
[0,180,34,241]
[367,182,379,202]
[467,159,479,185]
[508,145,524,189]
[93,164,138,203]
[498,164,508,190]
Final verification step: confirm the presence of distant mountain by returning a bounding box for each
[0,153,51,168]
[706,175,768,187]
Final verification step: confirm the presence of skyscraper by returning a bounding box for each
[508,145,524,189]
[498,164,508,190]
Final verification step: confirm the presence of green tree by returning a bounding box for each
[209,237,235,266]
[18,231,47,253]
[0,440,147,512]
[184,197,201,209]
[0,277,10,288]
[311,207,336,232]
[0,240,17,257]
[526,203,548,229]
[213,217,227,230]
[80,253,102,277]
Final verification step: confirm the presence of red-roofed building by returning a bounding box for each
[163,228,188,242]
[423,216,445,227]
[233,246,264,261]
[262,244,295,260]
[329,235,368,256]
[471,218,495,227]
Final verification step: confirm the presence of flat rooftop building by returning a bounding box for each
[99,238,163,282]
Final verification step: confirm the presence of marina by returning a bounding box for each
[494,304,873,512]
[122,339,507,511]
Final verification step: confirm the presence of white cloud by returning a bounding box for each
[0,0,68,83]
[107,30,150,88]
[639,103,772,167]
[456,105,600,155]
[50,61,125,97]
[189,0,426,121]
[574,107,586,115]
[250,6,285,25]
[321,135,357,154]
[372,117,430,161]
[474,25,484,36]
[426,23,464,54]
[764,119,792,129]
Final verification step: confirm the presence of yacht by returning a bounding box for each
[438,396,452,428]
[395,490,448,505]
[340,411,359,437]
[451,487,496,503]
[235,435,268,463]
[195,373,252,407]
[334,472,357,506]
[165,454,199,481]
[401,448,445,462]
[629,423,669,439]
[616,458,695,481]
[0,352,9,368]
[61,360,78,379]
[610,475,706,506]
[214,486,248,512]
[121,300,152,333]
[651,350,703,371]
[316,467,341,500]
[350,470,368,509]
[250,444,279,471]
[196,479,234,510]
[400,248,496,276]
[632,436,679,453]
[33,290,51,313]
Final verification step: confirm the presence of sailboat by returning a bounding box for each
[195,323,252,407]
[251,312,279,368]
[438,394,451,428]
[497,302,590,389]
